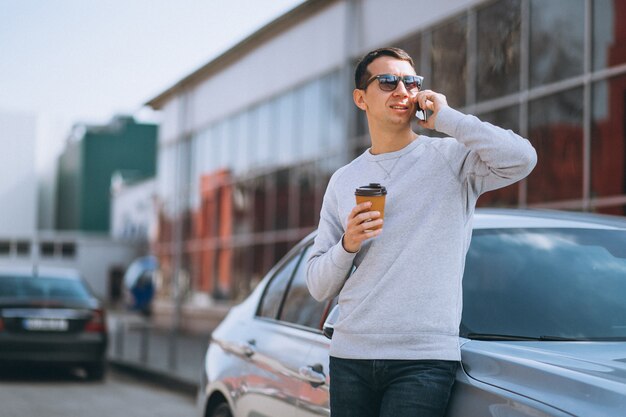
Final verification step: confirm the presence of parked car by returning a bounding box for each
[197,209,626,417]
[0,266,108,380]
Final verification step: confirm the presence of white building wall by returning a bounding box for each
[189,1,348,133]
[358,0,485,55]
[0,110,37,235]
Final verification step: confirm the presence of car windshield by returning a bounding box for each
[0,275,92,300]
[462,228,626,341]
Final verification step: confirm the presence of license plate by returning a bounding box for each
[23,318,69,331]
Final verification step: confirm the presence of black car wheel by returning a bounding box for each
[210,403,232,417]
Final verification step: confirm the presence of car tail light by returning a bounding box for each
[84,309,107,333]
[0,317,4,332]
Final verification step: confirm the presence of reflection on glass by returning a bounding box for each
[591,74,626,198]
[476,106,520,207]
[257,101,273,168]
[274,168,290,230]
[276,93,295,165]
[252,176,267,233]
[232,113,248,174]
[298,164,317,229]
[595,205,626,216]
[593,0,626,70]
[463,228,626,340]
[476,0,521,101]
[301,79,323,160]
[231,245,254,299]
[396,33,422,74]
[257,249,301,319]
[530,0,584,88]
[431,15,467,108]
[233,181,253,236]
[528,88,584,203]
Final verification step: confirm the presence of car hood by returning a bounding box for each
[461,340,626,416]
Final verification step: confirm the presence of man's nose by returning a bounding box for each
[394,80,410,96]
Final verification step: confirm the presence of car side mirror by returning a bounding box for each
[322,305,340,339]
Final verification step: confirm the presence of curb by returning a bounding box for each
[108,359,199,397]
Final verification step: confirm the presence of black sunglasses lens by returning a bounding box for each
[378,75,399,91]
[403,76,420,90]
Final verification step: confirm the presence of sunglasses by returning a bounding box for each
[364,74,424,92]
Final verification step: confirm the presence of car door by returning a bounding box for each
[276,245,334,417]
[236,244,315,417]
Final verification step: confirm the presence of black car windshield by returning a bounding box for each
[0,275,91,300]
[462,228,626,341]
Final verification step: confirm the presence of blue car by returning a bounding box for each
[198,209,626,417]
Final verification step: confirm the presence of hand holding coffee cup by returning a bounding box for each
[342,183,387,253]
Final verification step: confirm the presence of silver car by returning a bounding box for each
[198,209,626,417]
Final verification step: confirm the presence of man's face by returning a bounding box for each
[354,56,418,128]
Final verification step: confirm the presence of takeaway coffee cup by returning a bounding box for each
[355,183,387,230]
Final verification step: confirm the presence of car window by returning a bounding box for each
[0,275,91,300]
[257,248,304,320]
[280,246,328,330]
[462,228,626,340]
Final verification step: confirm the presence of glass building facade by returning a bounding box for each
[154,0,626,301]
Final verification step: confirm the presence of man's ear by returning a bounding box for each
[353,89,367,111]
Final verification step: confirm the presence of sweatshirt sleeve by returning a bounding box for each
[306,173,357,302]
[434,106,537,196]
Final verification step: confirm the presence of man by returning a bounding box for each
[306,47,537,417]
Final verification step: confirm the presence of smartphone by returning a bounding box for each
[415,105,427,122]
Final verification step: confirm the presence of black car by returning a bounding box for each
[0,266,108,380]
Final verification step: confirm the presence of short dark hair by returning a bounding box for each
[354,47,415,90]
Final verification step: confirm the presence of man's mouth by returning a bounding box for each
[390,104,409,110]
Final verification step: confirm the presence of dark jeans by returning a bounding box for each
[329,357,458,417]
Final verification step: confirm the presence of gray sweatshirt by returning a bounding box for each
[306,107,537,361]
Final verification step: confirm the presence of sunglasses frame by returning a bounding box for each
[363,74,424,92]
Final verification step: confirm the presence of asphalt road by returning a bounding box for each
[0,365,196,417]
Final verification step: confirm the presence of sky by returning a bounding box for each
[0,0,306,125]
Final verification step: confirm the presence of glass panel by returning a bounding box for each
[301,79,323,160]
[431,15,467,108]
[232,113,249,175]
[256,248,302,319]
[252,176,267,233]
[396,33,422,74]
[215,120,229,170]
[462,228,626,340]
[275,93,295,165]
[206,126,220,173]
[298,164,317,229]
[594,204,626,216]
[232,245,254,299]
[273,241,291,268]
[16,241,30,256]
[280,246,328,329]
[591,74,626,198]
[476,105,520,207]
[252,102,274,167]
[274,168,290,230]
[476,0,521,101]
[530,0,584,88]
[233,180,254,236]
[327,70,345,153]
[0,241,10,255]
[189,134,201,209]
[527,89,584,203]
[593,0,626,70]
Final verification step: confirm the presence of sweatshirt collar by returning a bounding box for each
[364,137,422,161]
